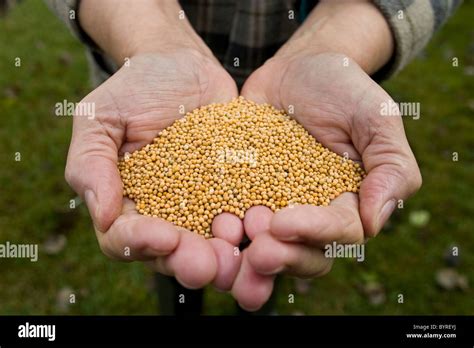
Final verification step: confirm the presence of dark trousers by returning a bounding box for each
[154,273,277,315]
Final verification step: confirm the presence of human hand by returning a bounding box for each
[232,52,422,310]
[65,50,244,290]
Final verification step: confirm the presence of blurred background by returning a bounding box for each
[0,0,473,315]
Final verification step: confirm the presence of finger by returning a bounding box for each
[98,199,217,289]
[212,213,244,245]
[208,238,242,291]
[240,60,284,106]
[96,199,180,261]
[198,57,239,104]
[359,160,421,237]
[155,231,218,289]
[65,109,124,233]
[270,193,364,247]
[247,233,333,278]
[243,206,273,240]
[231,250,275,311]
[354,92,422,237]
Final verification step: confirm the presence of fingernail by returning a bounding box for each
[377,199,396,232]
[84,189,101,231]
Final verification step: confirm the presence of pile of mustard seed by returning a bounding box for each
[118,97,365,238]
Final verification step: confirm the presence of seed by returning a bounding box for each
[118,97,365,238]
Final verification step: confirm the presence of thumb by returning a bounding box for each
[356,94,422,237]
[65,120,123,233]
[240,60,285,107]
[359,160,422,237]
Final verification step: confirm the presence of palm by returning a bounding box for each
[242,53,390,162]
[232,53,421,311]
[81,51,237,154]
[242,53,419,226]
[66,50,243,290]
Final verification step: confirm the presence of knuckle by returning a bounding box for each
[411,169,423,193]
[386,160,422,198]
[125,228,150,255]
[334,207,364,244]
[317,260,333,277]
[64,151,87,193]
[97,239,114,260]
[303,259,333,279]
[398,156,422,195]
[64,161,76,189]
[128,237,148,254]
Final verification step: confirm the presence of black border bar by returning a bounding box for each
[0,315,472,345]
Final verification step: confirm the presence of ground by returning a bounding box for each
[0,0,472,315]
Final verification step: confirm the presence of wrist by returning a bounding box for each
[274,0,394,74]
[79,0,214,66]
[124,30,212,63]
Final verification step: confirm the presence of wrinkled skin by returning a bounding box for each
[65,50,247,290]
[66,51,421,311]
[231,53,422,310]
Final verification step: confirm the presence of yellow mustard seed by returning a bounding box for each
[118,97,365,238]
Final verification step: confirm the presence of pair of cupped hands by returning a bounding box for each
[65,49,421,311]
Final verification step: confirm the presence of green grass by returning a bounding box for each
[0,0,473,315]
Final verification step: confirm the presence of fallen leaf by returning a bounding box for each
[435,268,458,290]
[365,283,386,305]
[357,281,386,306]
[457,275,469,291]
[409,210,430,228]
[43,234,67,255]
[464,66,474,76]
[56,286,74,313]
[435,268,469,291]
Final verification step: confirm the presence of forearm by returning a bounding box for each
[79,0,214,65]
[275,0,394,74]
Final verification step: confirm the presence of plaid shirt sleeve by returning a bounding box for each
[41,0,461,85]
[43,0,92,46]
[372,0,462,79]
[43,0,118,85]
